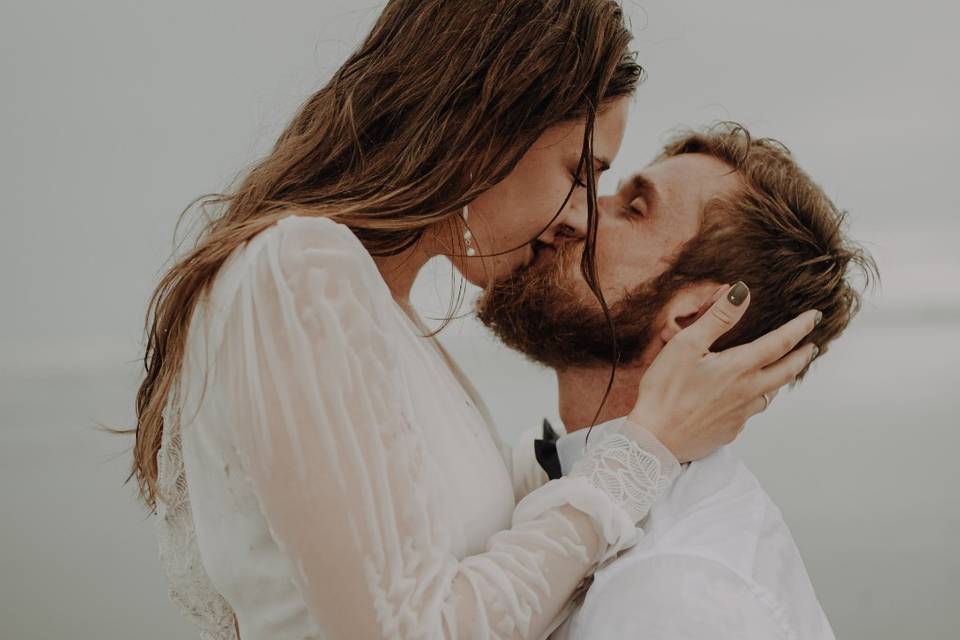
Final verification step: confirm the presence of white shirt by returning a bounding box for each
[552,420,835,640]
[156,215,680,639]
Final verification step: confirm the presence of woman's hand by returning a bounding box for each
[627,282,820,463]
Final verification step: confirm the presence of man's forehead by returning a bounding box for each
[621,154,741,203]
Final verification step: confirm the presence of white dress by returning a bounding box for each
[155,214,680,640]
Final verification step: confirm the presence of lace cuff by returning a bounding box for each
[618,418,682,482]
[568,422,679,525]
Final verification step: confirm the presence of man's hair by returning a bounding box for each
[650,123,878,376]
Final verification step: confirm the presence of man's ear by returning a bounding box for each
[658,281,726,344]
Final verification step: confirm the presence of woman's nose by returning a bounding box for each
[539,198,589,244]
[597,195,619,228]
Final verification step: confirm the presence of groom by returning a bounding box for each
[477,124,875,639]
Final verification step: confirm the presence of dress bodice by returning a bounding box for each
[155,215,676,639]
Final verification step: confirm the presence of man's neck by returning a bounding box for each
[556,362,649,432]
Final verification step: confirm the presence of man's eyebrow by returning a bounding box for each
[630,172,660,206]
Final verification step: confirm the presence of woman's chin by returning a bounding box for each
[451,261,505,289]
[452,250,537,288]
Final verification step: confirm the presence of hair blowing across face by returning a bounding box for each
[129,0,643,509]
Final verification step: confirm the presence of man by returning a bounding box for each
[478,124,877,639]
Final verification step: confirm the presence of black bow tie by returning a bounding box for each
[533,418,563,480]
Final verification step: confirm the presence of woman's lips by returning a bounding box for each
[529,240,556,267]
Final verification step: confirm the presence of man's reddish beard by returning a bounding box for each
[475,241,671,369]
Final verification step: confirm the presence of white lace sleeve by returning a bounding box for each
[185,216,683,639]
[568,420,681,525]
[156,382,238,640]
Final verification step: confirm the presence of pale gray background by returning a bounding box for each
[2,1,958,638]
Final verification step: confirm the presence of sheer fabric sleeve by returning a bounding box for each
[213,217,675,639]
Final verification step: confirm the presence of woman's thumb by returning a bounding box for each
[684,281,750,349]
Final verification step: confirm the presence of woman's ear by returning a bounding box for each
[658,281,726,344]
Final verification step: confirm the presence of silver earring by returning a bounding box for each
[461,204,476,257]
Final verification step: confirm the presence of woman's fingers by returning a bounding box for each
[681,281,750,352]
[753,342,819,395]
[725,309,821,371]
[745,394,769,419]
[743,386,782,419]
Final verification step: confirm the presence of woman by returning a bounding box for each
[130,2,819,638]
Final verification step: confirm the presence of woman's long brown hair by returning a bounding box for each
[129,0,643,509]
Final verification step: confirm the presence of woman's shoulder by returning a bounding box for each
[231,213,387,293]
[206,213,395,331]
[249,213,374,273]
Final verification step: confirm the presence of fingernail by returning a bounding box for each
[814,311,823,326]
[810,344,820,361]
[727,281,749,306]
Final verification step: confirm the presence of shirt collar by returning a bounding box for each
[556,417,625,476]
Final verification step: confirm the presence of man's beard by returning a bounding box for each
[476,241,671,370]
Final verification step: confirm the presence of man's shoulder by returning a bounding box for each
[631,446,778,568]
[592,446,799,602]
[574,447,834,640]
[563,550,792,640]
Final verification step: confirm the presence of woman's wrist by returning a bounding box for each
[626,402,671,455]
[618,416,682,484]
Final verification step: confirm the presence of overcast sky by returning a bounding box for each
[3,0,958,374]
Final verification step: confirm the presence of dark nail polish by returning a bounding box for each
[727,281,749,306]
[814,311,823,326]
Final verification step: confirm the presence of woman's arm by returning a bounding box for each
[213,216,817,639]
[213,218,662,639]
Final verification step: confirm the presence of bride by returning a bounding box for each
[128,1,820,638]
